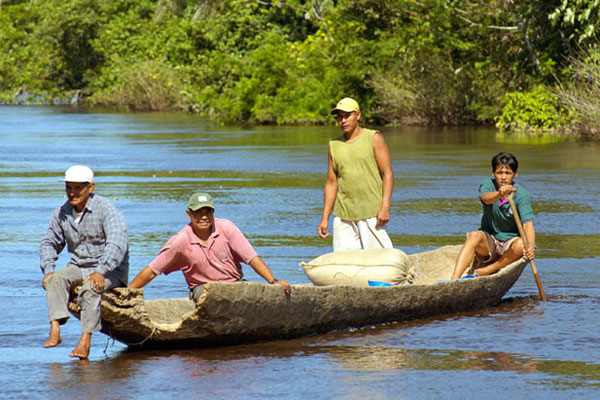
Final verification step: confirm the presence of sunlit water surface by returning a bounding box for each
[1,106,599,399]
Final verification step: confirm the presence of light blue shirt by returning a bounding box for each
[40,194,129,283]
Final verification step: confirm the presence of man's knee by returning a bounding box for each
[508,237,525,254]
[47,266,80,288]
[46,271,69,291]
[77,282,101,303]
[465,230,485,245]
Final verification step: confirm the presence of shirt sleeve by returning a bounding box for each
[516,187,534,223]
[149,236,187,276]
[478,178,495,195]
[39,208,65,275]
[95,203,129,276]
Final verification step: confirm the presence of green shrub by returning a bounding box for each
[495,85,572,131]
[89,58,186,111]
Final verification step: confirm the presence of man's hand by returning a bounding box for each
[498,185,516,198]
[375,207,390,228]
[42,272,54,290]
[523,244,536,261]
[317,219,330,239]
[274,279,291,295]
[84,272,105,292]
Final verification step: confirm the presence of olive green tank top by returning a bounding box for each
[330,129,383,220]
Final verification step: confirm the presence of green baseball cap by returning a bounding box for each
[187,192,214,211]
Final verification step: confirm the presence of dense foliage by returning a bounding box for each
[1,0,599,134]
[495,85,573,132]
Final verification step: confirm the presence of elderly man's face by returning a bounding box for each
[65,182,95,212]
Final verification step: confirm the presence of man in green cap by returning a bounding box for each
[129,192,290,299]
[317,97,394,251]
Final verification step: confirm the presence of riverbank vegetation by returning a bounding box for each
[1,0,599,137]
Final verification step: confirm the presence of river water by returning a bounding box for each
[1,106,599,399]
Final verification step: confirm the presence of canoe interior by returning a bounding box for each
[138,245,462,325]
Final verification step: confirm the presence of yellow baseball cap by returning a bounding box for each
[331,97,360,115]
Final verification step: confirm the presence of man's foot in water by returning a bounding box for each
[43,321,62,348]
[69,333,91,359]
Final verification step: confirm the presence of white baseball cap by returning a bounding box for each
[62,165,94,183]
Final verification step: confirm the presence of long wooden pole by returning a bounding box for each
[507,194,547,301]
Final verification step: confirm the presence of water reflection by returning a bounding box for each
[44,340,600,397]
[325,345,600,391]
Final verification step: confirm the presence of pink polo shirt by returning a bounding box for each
[149,218,258,289]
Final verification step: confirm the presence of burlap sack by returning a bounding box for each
[300,248,413,286]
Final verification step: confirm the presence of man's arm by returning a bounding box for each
[248,256,291,294]
[522,221,536,260]
[128,266,158,289]
[480,185,516,205]
[40,208,65,276]
[373,132,393,228]
[96,205,129,276]
[318,148,338,239]
[87,204,129,292]
[512,188,535,260]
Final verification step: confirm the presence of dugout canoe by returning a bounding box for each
[67,245,528,349]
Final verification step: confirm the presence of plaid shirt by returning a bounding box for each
[40,194,129,281]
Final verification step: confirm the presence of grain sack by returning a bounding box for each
[300,248,413,286]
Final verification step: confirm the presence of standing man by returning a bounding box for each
[128,192,290,299]
[317,97,394,251]
[40,165,129,359]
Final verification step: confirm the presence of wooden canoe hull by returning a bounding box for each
[67,246,528,349]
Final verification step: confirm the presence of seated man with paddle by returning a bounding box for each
[128,192,291,299]
[40,165,129,359]
[451,152,536,279]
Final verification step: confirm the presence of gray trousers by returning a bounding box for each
[46,264,123,333]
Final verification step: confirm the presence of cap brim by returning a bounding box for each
[331,108,348,115]
[188,204,215,211]
[331,108,358,115]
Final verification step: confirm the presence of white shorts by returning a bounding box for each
[332,216,393,252]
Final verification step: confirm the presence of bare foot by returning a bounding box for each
[44,321,62,348]
[69,333,91,359]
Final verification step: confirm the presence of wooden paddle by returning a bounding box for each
[507,193,547,301]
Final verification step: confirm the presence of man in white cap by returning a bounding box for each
[129,192,290,298]
[40,165,129,359]
[317,97,394,251]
